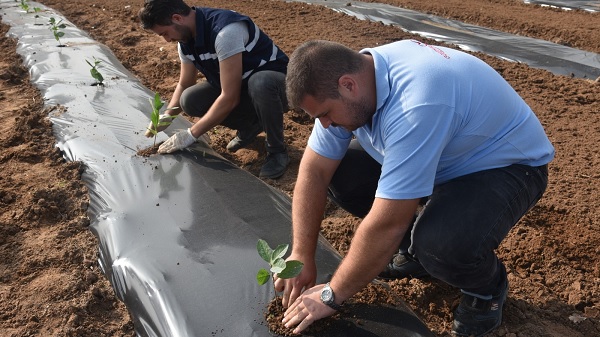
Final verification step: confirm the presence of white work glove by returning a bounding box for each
[145,113,176,137]
[158,128,197,154]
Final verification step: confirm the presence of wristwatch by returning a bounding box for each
[320,282,343,310]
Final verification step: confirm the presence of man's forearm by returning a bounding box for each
[166,83,188,115]
[189,94,237,138]
[290,172,328,260]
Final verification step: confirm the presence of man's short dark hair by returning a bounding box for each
[138,0,192,29]
[286,40,363,109]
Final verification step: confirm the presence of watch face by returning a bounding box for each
[321,288,333,302]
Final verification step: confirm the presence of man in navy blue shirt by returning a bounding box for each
[139,0,290,179]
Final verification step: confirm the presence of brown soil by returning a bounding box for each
[136,143,161,157]
[1,0,599,336]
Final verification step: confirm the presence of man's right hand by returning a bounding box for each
[144,113,176,137]
[274,258,317,308]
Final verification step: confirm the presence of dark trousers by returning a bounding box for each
[328,140,549,296]
[180,70,288,153]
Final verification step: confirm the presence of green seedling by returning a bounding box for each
[256,239,304,297]
[147,92,178,146]
[48,17,66,46]
[19,0,42,23]
[19,0,40,13]
[85,57,104,86]
[33,8,43,25]
[19,0,30,12]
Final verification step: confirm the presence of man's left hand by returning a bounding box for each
[282,284,336,334]
[158,128,197,154]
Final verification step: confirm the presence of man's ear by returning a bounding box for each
[338,75,356,95]
[171,14,184,24]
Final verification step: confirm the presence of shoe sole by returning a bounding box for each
[259,165,288,179]
[259,171,286,179]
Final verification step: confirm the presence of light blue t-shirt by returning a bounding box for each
[308,40,555,200]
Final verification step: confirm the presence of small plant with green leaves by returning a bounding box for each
[256,239,304,297]
[18,0,28,12]
[19,0,41,13]
[48,17,66,46]
[85,57,104,86]
[19,0,28,12]
[147,92,178,146]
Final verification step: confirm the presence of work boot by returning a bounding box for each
[259,150,289,179]
[452,279,509,337]
[226,123,262,152]
[378,252,429,279]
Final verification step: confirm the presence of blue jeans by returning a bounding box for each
[328,140,549,296]
[180,70,288,153]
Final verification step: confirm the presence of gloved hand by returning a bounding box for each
[145,113,176,137]
[158,128,197,154]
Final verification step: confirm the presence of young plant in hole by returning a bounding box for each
[19,0,41,14]
[256,239,303,298]
[147,92,178,146]
[85,57,104,86]
[34,9,43,26]
[48,17,66,47]
[19,0,30,12]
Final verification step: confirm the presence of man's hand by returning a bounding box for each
[158,128,197,154]
[145,113,176,137]
[282,284,336,334]
[274,258,317,308]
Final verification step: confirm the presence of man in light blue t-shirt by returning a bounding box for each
[276,40,554,337]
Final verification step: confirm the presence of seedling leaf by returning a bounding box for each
[278,260,304,279]
[86,57,104,85]
[257,239,272,263]
[271,244,288,261]
[256,268,270,285]
[91,68,104,83]
[157,120,174,127]
[153,92,164,111]
[270,258,286,274]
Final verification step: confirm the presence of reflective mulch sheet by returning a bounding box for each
[290,0,600,79]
